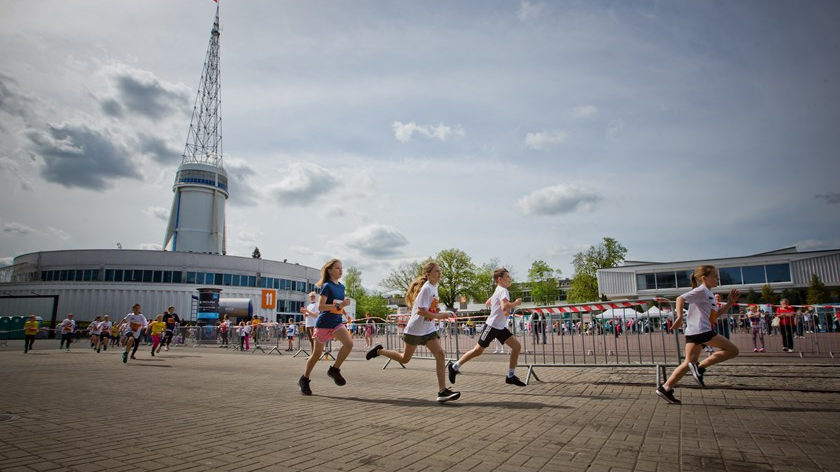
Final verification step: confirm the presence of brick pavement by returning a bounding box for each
[1,340,840,472]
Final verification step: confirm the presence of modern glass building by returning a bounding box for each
[0,249,320,330]
[596,247,840,300]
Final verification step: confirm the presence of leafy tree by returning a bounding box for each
[436,248,478,310]
[760,284,779,305]
[780,288,802,306]
[470,260,500,305]
[251,247,261,259]
[344,267,392,319]
[359,293,391,319]
[807,274,830,305]
[746,287,760,304]
[528,260,562,305]
[380,261,422,295]
[344,267,365,301]
[566,237,627,303]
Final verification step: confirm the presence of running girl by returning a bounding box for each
[88,316,103,353]
[656,265,740,404]
[147,314,166,356]
[366,261,460,402]
[298,259,353,396]
[117,304,148,364]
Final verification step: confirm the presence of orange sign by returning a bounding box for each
[261,290,277,309]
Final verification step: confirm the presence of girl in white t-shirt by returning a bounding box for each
[365,261,460,403]
[88,316,103,353]
[656,265,740,404]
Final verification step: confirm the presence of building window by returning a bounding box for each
[741,265,765,284]
[766,263,791,283]
[655,272,677,289]
[676,270,692,288]
[718,267,742,286]
[636,273,656,290]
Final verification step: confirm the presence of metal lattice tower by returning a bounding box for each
[164,3,229,255]
[183,5,222,167]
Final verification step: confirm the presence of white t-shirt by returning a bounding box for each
[59,318,76,333]
[287,324,297,338]
[101,321,113,334]
[681,285,717,336]
[88,321,102,335]
[305,302,319,328]
[486,285,510,330]
[122,313,148,335]
[404,281,439,336]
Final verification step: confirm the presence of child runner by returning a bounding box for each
[58,313,76,352]
[656,265,740,404]
[447,267,527,387]
[117,304,148,364]
[286,317,297,351]
[23,315,39,354]
[300,292,319,354]
[147,314,166,356]
[747,304,765,352]
[159,306,180,352]
[366,261,460,402]
[99,315,112,352]
[298,259,353,396]
[88,316,103,353]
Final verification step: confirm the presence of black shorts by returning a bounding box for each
[478,327,512,348]
[685,331,716,345]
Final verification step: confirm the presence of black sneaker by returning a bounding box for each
[656,385,681,404]
[298,376,312,396]
[122,352,128,364]
[505,375,526,387]
[688,362,705,387]
[327,366,347,386]
[436,388,461,403]
[447,361,459,384]
[150,350,155,357]
[366,344,382,361]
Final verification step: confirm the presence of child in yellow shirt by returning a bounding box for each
[147,314,166,356]
[23,315,39,354]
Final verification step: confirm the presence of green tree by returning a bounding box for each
[251,247,261,259]
[760,284,779,305]
[436,248,478,310]
[358,293,391,319]
[528,260,562,305]
[566,237,627,303]
[807,274,830,305]
[780,288,802,306]
[344,267,365,301]
[746,287,760,304]
[344,267,392,319]
[380,261,422,295]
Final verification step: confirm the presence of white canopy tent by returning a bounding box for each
[594,308,643,320]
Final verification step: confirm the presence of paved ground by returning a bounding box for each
[1,339,840,472]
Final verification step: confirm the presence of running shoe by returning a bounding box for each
[366,344,382,360]
[327,366,346,386]
[753,348,758,352]
[505,375,526,387]
[122,352,128,363]
[688,362,705,387]
[759,348,765,352]
[447,361,459,384]
[436,388,461,403]
[298,376,312,396]
[655,385,681,404]
[150,350,155,356]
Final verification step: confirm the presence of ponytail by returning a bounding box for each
[405,261,439,308]
[690,265,716,289]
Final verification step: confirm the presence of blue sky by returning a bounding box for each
[1,0,838,291]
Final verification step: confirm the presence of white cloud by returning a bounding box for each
[267,162,338,206]
[606,119,625,138]
[343,224,409,258]
[2,221,37,235]
[815,193,840,204]
[145,206,169,221]
[516,184,602,216]
[524,131,568,150]
[573,105,598,118]
[47,227,71,240]
[518,1,546,21]
[321,205,346,218]
[392,121,465,142]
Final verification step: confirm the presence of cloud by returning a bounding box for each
[516,184,602,216]
[573,105,598,118]
[145,206,169,221]
[2,221,36,235]
[47,227,71,240]
[606,119,625,138]
[136,243,162,251]
[267,162,338,206]
[103,64,190,120]
[816,193,840,204]
[0,156,34,191]
[518,1,546,21]
[26,122,141,190]
[524,131,568,150]
[224,158,261,207]
[137,133,180,165]
[344,224,409,258]
[321,205,345,218]
[392,121,465,142]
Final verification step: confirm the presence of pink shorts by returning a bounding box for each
[313,324,347,344]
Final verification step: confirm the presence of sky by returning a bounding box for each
[1,0,839,293]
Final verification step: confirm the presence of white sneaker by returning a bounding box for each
[165,346,170,351]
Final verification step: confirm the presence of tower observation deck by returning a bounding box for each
[164,3,228,255]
